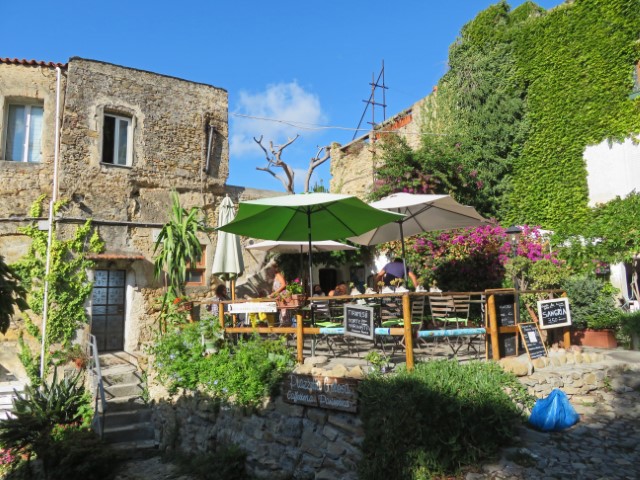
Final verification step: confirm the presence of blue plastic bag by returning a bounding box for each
[528,388,580,432]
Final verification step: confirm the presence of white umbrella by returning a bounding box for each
[212,195,244,299]
[348,193,488,281]
[246,240,357,283]
[245,240,357,254]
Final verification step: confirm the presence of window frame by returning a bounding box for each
[101,112,133,167]
[186,245,207,286]
[4,102,44,163]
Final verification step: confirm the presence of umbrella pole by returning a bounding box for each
[307,210,313,298]
[399,221,409,284]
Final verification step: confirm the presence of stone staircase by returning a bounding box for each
[97,353,156,449]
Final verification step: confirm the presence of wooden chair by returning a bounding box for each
[428,294,471,355]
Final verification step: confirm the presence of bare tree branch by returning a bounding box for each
[254,135,299,194]
[304,145,331,193]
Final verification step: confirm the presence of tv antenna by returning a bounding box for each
[353,60,387,140]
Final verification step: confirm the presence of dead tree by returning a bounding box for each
[254,135,299,194]
[304,145,331,193]
[254,135,332,193]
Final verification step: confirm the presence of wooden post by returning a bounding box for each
[296,313,304,364]
[403,293,414,371]
[487,293,501,360]
[218,301,225,329]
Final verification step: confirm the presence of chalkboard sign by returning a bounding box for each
[487,334,518,359]
[344,304,374,340]
[495,294,515,326]
[518,322,547,360]
[537,297,571,330]
[283,374,359,412]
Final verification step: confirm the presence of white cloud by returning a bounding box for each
[230,81,327,159]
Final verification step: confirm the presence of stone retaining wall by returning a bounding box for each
[152,350,635,479]
[153,393,362,480]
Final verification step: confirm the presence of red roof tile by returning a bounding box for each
[0,58,67,68]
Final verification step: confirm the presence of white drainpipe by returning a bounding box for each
[40,66,63,379]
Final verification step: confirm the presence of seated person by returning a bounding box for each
[328,282,348,296]
[207,284,229,317]
[376,258,419,289]
[312,284,325,296]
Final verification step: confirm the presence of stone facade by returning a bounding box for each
[0,57,279,355]
[329,92,434,199]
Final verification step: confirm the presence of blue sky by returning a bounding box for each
[3,0,562,193]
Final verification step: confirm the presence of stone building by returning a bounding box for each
[0,57,275,355]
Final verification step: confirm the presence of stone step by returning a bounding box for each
[102,367,142,387]
[103,422,155,444]
[104,408,152,428]
[104,382,144,400]
[106,395,148,412]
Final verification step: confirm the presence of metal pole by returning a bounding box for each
[40,66,63,379]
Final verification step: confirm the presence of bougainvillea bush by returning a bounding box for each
[384,224,566,293]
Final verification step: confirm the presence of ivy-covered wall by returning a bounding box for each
[372,0,640,229]
[510,0,640,228]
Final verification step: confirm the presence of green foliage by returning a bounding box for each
[0,369,96,478]
[153,191,206,303]
[374,0,640,234]
[358,360,534,479]
[0,255,28,335]
[172,445,249,480]
[554,192,640,271]
[510,0,640,227]
[562,275,620,329]
[17,335,40,388]
[619,309,640,337]
[11,197,103,350]
[149,322,294,407]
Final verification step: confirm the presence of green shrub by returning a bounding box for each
[562,275,620,330]
[150,325,294,407]
[358,360,533,479]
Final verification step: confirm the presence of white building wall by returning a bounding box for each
[585,137,640,206]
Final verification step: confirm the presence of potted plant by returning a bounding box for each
[282,278,306,307]
[563,275,620,348]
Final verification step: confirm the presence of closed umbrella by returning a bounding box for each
[349,193,488,282]
[217,193,403,296]
[212,195,244,299]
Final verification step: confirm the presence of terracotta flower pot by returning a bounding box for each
[571,328,617,349]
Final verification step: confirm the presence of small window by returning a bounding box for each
[186,245,206,286]
[102,113,132,166]
[4,104,43,162]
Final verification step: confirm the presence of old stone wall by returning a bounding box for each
[0,62,64,218]
[329,94,432,199]
[60,57,229,224]
[153,393,362,480]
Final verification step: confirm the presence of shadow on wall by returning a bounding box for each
[236,261,275,299]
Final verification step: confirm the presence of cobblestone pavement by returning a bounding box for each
[468,359,640,480]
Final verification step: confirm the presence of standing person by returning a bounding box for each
[376,258,419,289]
[207,284,229,316]
[269,262,286,298]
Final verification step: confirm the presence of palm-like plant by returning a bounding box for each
[0,369,91,476]
[153,191,207,312]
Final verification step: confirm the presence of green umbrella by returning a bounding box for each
[217,193,404,296]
